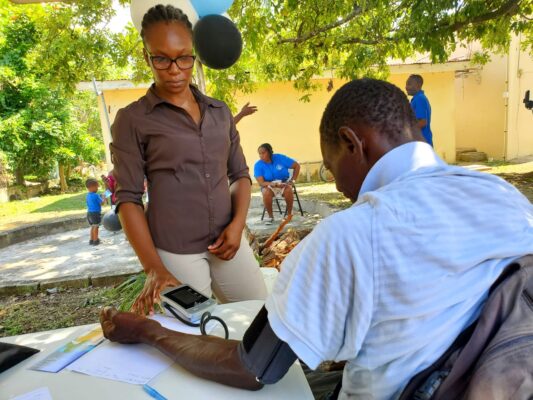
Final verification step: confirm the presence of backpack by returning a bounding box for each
[399,255,533,400]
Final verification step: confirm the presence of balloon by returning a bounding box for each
[130,0,199,32]
[193,15,242,70]
[103,210,122,232]
[191,0,233,17]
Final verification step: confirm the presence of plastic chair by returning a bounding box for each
[261,183,304,220]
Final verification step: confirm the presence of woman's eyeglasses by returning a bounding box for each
[145,49,196,70]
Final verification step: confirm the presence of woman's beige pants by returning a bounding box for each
[157,234,267,303]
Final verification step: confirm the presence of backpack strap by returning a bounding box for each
[398,322,476,400]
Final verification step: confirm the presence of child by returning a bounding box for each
[85,178,105,245]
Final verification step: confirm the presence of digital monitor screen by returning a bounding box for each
[165,286,209,309]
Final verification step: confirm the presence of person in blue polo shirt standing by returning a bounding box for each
[406,74,433,147]
[254,143,300,225]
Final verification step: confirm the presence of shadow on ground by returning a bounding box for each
[495,171,533,202]
[30,193,86,214]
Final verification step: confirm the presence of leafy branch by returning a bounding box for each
[276,0,524,47]
[441,0,521,33]
[277,2,363,44]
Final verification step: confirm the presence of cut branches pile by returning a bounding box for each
[260,215,302,270]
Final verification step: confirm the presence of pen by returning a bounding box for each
[143,384,167,400]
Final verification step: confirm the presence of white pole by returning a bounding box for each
[195,60,207,94]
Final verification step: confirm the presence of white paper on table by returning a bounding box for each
[67,340,173,385]
[150,313,216,335]
[67,313,215,385]
[10,387,53,400]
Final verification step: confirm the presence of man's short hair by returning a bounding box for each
[85,178,98,188]
[408,74,424,86]
[320,78,418,145]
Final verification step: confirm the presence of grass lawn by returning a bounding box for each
[251,181,351,209]
[0,190,110,232]
[293,182,352,209]
[2,159,532,233]
[481,160,533,202]
[0,286,121,337]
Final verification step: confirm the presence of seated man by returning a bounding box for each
[254,143,300,224]
[100,79,533,399]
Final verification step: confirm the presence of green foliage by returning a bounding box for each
[0,0,123,91]
[0,0,530,175]
[118,0,532,103]
[0,13,37,75]
[0,76,104,181]
[223,0,533,97]
[27,0,117,92]
[0,1,106,183]
[110,23,151,83]
[106,273,147,312]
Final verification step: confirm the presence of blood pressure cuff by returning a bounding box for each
[237,306,298,384]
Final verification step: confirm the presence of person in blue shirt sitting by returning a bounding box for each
[85,178,105,245]
[254,143,300,225]
[406,74,433,147]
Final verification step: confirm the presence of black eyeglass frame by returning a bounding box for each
[145,49,196,71]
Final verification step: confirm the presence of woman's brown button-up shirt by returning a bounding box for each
[110,85,251,254]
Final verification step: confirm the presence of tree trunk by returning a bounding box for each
[58,164,68,193]
[15,167,25,186]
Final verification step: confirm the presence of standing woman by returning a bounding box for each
[111,5,266,314]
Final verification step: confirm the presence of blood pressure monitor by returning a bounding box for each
[160,285,216,324]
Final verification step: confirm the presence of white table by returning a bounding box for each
[0,300,313,400]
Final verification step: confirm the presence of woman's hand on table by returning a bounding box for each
[208,223,242,260]
[100,306,162,344]
[131,269,180,315]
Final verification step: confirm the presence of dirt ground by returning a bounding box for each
[495,171,533,203]
[0,286,122,338]
[1,171,532,338]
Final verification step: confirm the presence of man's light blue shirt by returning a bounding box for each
[267,141,533,399]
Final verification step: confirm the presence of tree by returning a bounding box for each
[0,0,115,188]
[0,13,62,184]
[118,0,532,105]
[2,0,530,185]
[1,0,119,92]
[0,72,103,187]
[235,0,533,97]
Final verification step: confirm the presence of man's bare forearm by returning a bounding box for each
[142,325,263,390]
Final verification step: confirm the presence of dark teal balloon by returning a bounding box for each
[103,210,122,232]
[193,15,242,70]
